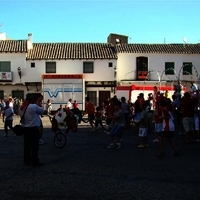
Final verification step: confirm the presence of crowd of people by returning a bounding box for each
[83,81,200,156]
[1,80,200,166]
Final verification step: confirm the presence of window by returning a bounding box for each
[83,62,94,73]
[183,62,192,75]
[165,62,175,75]
[12,90,24,100]
[0,61,11,72]
[46,62,56,73]
[108,62,113,67]
[137,57,148,71]
[136,57,148,80]
[31,63,35,68]
[87,91,97,106]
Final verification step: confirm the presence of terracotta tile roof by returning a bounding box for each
[0,40,27,53]
[115,43,200,54]
[27,43,117,60]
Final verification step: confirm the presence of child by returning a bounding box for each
[134,103,149,148]
[107,100,125,150]
[2,101,14,137]
[94,106,105,131]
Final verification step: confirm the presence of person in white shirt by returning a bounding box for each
[66,98,72,109]
[2,101,14,137]
[20,93,44,166]
[8,97,13,109]
[190,81,198,96]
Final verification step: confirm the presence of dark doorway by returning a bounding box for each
[99,91,110,107]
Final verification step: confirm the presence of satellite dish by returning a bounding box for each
[183,37,187,43]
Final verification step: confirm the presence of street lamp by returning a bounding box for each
[17,67,21,79]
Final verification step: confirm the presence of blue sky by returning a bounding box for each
[0,0,200,44]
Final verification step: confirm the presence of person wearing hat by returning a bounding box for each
[19,93,44,166]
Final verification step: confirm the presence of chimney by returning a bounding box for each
[0,32,6,40]
[27,33,33,49]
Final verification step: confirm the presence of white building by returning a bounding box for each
[116,43,200,90]
[0,33,200,109]
[0,34,117,109]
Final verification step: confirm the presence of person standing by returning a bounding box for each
[190,81,198,96]
[177,81,184,97]
[152,101,163,143]
[19,93,44,166]
[107,100,125,149]
[179,92,196,143]
[2,101,14,137]
[0,99,5,117]
[156,100,179,157]
[94,106,105,131]
[153,86,158,109]
[67,98,73,109]
[8,97,14,110]
[120,97,130,129]
[36,94,45,145]
[46,99,52,115]
[134,103,149,148]
[134,93,145,122]
[85,97,95,130]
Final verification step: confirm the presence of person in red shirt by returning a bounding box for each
[85,97,95,130]
[105,98,116,125]
[73,100,78,109]
[156,100,179,157]
[152,101,163,143]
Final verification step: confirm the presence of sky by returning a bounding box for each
[0,0,200,44]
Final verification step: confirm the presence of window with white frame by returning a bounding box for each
[31,62,35,68]
[108,62,113,67]
[46,62,56,73]
[165,62,175,75]
[0,61,11,72]
[83,62,94,73]
[183,62,192,75]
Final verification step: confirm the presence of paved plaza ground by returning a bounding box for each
[0,115,200,200]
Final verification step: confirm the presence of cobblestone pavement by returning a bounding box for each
[0,115,200,200]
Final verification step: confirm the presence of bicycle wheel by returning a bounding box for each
[81,113,89,123]
[54,131,67,149]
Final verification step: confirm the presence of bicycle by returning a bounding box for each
[48,109,78,149]
[48,115,67,149]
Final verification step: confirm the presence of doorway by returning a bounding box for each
[99,91,110,107]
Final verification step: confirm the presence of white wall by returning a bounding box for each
[0,53,26,83]
[26,59,117,82]
[117,53,200,83]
